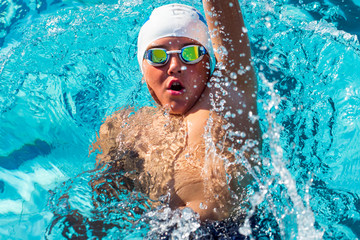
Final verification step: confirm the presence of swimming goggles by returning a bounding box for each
[144,45,207,66]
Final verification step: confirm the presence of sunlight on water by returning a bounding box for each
[1,0,360,238]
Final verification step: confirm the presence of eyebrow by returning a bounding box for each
[147,44,167,49]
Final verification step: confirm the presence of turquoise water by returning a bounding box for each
[1,0,360,239]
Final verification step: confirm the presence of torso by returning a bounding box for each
[94,73,251,221]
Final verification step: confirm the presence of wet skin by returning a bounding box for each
[142,37,234,220]
[142,37,211,115]
[96,0,260,221]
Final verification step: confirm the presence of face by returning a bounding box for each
[142,37,211,115]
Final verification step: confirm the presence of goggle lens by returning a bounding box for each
[182,46,201,62]
[150,49,167,64]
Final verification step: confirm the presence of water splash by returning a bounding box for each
[1,0,360,238]
[259,73,323,239]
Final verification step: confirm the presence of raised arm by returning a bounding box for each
[202,0,261,150]
[203,0,256,99]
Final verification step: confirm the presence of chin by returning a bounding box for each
[169,109,185,115]
[168,106,188,115]
[162,100,193,115]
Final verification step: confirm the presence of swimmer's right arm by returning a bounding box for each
[202,0,261,147]
[202,1,261,175]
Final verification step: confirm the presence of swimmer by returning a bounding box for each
[93,0,260,221]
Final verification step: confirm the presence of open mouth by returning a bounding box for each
[169,82,185,92]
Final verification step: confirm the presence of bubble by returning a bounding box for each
[238,69,245,75]
[230,72,237,79]
[260,45,267,50]
[262,133,269,139]
[181,66,187,71]
[199,202,208,209]
[224,111,232,118]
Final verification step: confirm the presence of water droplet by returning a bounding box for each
[199,202,208,209]
[239,226,252,236]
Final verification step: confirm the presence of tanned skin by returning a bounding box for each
[164,0,260,220]
[96,0,260,221]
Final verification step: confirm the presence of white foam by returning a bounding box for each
[0,164,67,214]
[0,199,23,214]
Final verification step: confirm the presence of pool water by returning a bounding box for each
[1,0,360,239]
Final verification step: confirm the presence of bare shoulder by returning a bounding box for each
[92,107,159,166]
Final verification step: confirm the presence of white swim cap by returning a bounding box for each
[137,4,216,75]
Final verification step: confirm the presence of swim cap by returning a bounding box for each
[137,4,216,75]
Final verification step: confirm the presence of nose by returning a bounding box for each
[167,54,183,75]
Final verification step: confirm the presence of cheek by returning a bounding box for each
[143,67,156,86]
[193,60,211,79]
[143,64,164,80]
[188,69,209,93]
[194,64,210,82]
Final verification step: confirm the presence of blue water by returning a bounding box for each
[1,0,360,239]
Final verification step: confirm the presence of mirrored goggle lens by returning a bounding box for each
[181,46,202,62]
[148,49,168,64]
